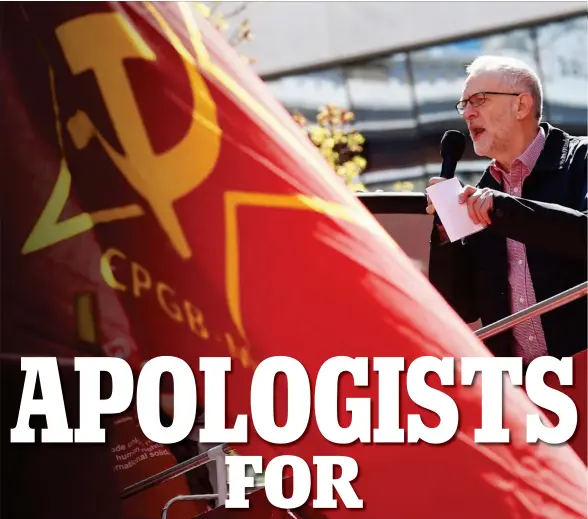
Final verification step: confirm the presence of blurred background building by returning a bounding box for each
[234,2,587,192]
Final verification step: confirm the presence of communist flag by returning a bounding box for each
[2,3,586,519]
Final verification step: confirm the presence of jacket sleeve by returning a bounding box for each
[489,192,587,263]
[428,224,480,324]
[488,144,588,262]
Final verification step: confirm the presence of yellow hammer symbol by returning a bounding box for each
[54,11,222,259]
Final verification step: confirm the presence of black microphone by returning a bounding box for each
[440,130,466,180]
[433,130,466,225]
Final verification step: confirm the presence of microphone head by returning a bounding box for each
[440,130,466,161]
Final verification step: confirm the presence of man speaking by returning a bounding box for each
[427,56,587,367]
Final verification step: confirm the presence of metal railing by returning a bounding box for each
[475,282,588,340]
[121,444,233,500]
[156,445,266,519]
[161,489,264,519]
[162,495,219,519]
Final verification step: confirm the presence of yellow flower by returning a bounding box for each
[194,3,211,18]
[336,165,347,178]
[293,103,368,194]
[341,161,360,181]
[212,15,229,32]
[310,127,327,145]
[293,112,307,126]
[317,112,330,126]
[392,181,414,192]
[348,132,365,146]
[343,111,355,123]
[320,137,335,150]
[352,156,367,171]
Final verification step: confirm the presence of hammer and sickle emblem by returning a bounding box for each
[55,12,221,259]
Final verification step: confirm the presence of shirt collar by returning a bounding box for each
[489,126,546,182]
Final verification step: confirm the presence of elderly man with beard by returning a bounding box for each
[426,55,587,369]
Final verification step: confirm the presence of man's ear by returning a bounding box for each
[516,93,534,119]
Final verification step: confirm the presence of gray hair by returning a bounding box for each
[466,55,543,120]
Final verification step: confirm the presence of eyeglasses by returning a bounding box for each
[456,92,521,115]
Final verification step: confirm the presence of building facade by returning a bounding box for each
[240,2,587,191]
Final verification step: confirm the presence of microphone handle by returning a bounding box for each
[440,156,458,180]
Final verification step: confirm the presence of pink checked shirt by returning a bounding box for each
[489,128,548,364]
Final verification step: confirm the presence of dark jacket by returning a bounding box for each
[429,122,587,360]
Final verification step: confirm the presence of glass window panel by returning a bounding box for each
[537,16,588,134]
[411,39,481,130]
[264,69,349,121]
[345,54,415,126]
[481,29,538,64]
[344,54,421,173]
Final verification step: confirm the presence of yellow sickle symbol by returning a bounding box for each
[55,11,222,259]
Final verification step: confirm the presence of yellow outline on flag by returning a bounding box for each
[224,191,388,340]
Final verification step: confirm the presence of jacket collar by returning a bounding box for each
[478,122,569,190]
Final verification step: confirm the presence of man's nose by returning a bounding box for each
[462,102,476,120]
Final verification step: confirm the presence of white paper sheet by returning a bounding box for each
[426,177,485,242]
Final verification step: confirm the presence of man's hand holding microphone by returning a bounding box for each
[430,130,494,227]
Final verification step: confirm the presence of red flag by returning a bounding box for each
[2,3,586,518]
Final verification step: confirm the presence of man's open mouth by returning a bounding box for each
[471,128,486,140]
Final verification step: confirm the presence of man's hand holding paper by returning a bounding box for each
[426,177,489,242]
